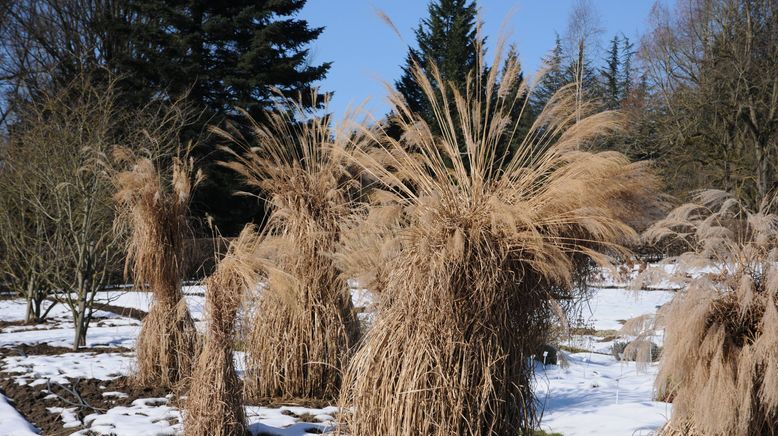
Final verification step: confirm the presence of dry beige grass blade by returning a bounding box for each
[337,36,660,435]
[184,225,260,436]
[647,191,778,435]
[114,149,203,388]
[215,91,362,401]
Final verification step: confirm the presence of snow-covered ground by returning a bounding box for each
[0,392,38,436]
[0,276,675,435]
[537,352,670,435]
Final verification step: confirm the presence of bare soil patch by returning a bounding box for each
[0,376,173,435]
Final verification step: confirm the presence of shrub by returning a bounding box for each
[114,149,202,388]
[646,190,778,435]
[184,226,260,436]
[337,41,659,435]
[216,93,362,400]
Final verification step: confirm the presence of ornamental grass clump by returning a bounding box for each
[215,93,362,401]
[644,190,778,436]
[337,41,658,435]
[184,225,260,436]
[114,150,202,388]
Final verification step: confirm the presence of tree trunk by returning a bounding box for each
[755,140,770,201]
[73,286,89,350]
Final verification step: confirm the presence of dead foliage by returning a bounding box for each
[336,34,660,435]
[215,93,362,401]
[114,149,203,388]
[184,225,261,436]
[645,190,778,435]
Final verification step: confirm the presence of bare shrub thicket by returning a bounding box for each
[0,140,57,322]
[114,147,203,388]
[0,73,126,348]
[337,39,659,435]
[643,190,778,435]
[216,93,362,401]
[184,225,261,436]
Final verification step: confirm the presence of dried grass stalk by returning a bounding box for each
[114,151,203,388]
[647,191,778,435]
[337,36,659,435]
[215,93,362,400]
[184,225,260,436]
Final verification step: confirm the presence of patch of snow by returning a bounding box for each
[536,352,670,435]
[0,392,39,435]
[3,352,133,385]
[76,397,182,436]
[47,406,81,428]
[577,288,675,331]
[245,405,338,435]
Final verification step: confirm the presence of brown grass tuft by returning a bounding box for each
[336,39,660,435]
[646,190,778,435]
[214,93,362,401]
[184,225,260,436]
[114,150,203,388]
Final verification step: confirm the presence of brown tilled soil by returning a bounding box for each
[0,376,174,435]
[96,304,148,321]
[0,345,156,435]
[0,343,132,358]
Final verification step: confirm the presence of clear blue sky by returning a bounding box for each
[300,1,664,121]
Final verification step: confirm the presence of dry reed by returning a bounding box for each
[644,190,778,435]
[114,149,203,388]
[184,225,260,436]
[336,35,659,435]
[215,93,362,401]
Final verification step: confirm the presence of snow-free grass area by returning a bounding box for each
[0,280,674,435]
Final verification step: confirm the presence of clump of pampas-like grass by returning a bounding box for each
[643,190,778,436]
[215,93,362,401]
[114,149,202,388]
[184,225,260,436]
[337,38,659,435]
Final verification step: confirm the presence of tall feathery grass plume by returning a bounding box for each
[184,225,260,436]
[642,190,778,436]
[336,34,660,435]
[114,147,203,388]
[214,92,364,401]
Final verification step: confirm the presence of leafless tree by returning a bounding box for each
[640,0,778,204]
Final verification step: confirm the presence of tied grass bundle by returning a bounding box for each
[114,150,202,388]
[644,190,778,436]
[216,93,362,401]
[184,225,260,436]
[337,38,658,435]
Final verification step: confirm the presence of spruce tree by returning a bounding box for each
[106,0,330,120]
[102,0,331,234]
[499,45,532,159]
[601,35,621,109]
[394,0,480,128]
[620,35,636,101]
[532,33,567,112]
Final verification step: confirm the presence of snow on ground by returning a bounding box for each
[0,276,676,435]
[536,353,670,435]
[95,290,205,321]
[0,322,139,349]
[77,397,182,436]
[578,287,675,331]
[0,393,38,436]
[3,352,133,386]
[246,406,337,435]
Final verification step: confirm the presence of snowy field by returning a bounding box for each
[0,280,676,435]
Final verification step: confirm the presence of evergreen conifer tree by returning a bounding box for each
[395,0,480,128]
[602,35,621,109]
